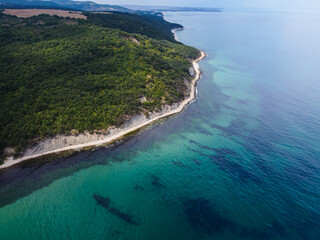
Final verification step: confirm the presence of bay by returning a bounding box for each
[0,10,320,240]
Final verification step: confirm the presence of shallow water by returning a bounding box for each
[0,10,320,240]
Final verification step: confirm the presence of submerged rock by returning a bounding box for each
[109,207,138,225]
[150,174,165,188]
[93,194,111,209]
[93,194,138,225]
[184,198,233,234]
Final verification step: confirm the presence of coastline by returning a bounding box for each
[171,27,184,41]
[0,50,206,169]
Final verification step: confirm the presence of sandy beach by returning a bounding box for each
[0,51,206,169]
[171,27,184,41]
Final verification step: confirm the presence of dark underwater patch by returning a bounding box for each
[188,141,261,184]
[206,119,246,138]
[209,153,262,184]
[195,126,213,136]
[184,198,286,239]
[93,194,138,225]
[210,147,237,156]
[184,198,233,235]
[190,158,201,165]
[94,194,111,209]
[188,147,210,159]
[189,139,198,145]
[207,122,231,134]
[172,161,191,169]
[150,174,165,188]
[111,230,121,237]
[189,139,236,156]
[189,139,216,153]
[134,184,147,192]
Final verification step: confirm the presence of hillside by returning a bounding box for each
[0,11,200,156]
[85,12,182,42]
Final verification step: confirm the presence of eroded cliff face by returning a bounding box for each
[21,103,181,158]
[18,68,197,159]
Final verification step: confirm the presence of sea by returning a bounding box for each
[0,10,319,240]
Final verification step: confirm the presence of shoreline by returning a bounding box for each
[0,50,206,169]
[171,27,184,41]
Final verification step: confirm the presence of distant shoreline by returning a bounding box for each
[0,50,206,169]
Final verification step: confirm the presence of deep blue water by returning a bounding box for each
[0,10,319,240]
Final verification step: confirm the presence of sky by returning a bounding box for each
[80,0,320,11]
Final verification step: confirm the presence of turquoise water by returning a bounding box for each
[1,11,320,240]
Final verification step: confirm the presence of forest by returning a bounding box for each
[0,11,200,156]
